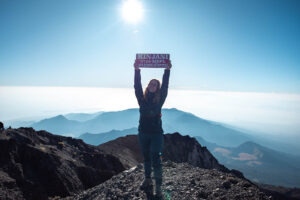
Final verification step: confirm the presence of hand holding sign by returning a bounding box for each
[135,54,171,68]
[134,60,140,70]
[166,60,172,70]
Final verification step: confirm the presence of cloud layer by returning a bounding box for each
[1,86,299,135]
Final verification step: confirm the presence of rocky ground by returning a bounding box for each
[65,160,270,200]
[0,127,126,200]
[1,127,296,200]
[257,183,300,200]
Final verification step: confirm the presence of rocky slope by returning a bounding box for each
[65,160,270,200]
[1,127,291,200]
[1,128,242,200]
[98,132,243,178]
[257,183,300,200]
[0,127,126,200]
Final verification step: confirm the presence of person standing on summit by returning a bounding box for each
[134,59,171,198]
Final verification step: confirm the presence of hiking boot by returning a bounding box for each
[155,186,164,199]
[140,177,153,191]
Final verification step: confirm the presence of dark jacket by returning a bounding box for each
[134,69,170,134]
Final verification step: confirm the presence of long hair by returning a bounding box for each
[144,79,161,103]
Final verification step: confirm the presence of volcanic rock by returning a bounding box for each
[0,127,126,200]
[98,132,243,177]
[64,160,270,200]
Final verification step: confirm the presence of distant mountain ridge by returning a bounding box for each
[64,111,104,122]
[6,108,299,155]
[195,137,300,188]
[29,108,254,146]
[32,115,80,136]
[30,108,139,137]
[78,127,138,146]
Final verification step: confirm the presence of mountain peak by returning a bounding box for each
[237,141,264,151]
[53,114,67,120]
[39,114,68,122]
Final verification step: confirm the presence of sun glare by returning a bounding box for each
[121,0,144,24]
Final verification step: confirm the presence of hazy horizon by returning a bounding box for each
[1,86,299,137]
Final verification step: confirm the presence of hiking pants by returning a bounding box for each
[138,132,164,186]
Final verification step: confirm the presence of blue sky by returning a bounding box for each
[0,0,299,92]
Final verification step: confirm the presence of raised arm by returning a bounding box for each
[159,67,171,106]
[134,68,144,106]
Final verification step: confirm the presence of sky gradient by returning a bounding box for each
[1,0,300,138]
[0,0,299,92]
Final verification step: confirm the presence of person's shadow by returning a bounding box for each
[142,186,165,200]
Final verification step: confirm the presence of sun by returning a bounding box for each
[121,0,144,24]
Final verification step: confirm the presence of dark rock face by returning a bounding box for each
[163,133,226,170]
[98,132,243,178]
[0,128,126,200]
[257,183,300,200]
[98,133,143,169]
[65,160,269,200]
[0,121,4,131]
